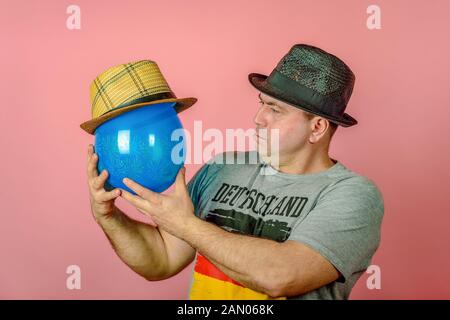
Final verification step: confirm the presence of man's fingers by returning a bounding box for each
[87,144,93,161]
[93,169,108,190]
[119,188,149,211]
[98,188,121,202]
[123,178,161,204]
[87,147,99,179]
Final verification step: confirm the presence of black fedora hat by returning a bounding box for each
[249,44,357,127]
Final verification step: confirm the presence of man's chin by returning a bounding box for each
[256,149,276,165]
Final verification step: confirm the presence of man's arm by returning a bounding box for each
[87,143,196,281]
[118,167,339,298]
[97,205,196,281]
[182,217,339,298]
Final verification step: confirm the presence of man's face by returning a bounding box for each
[253,92,312,161]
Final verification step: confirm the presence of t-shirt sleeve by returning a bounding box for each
[287,177,384,282]
[187,163,211,217]
[187,152,229,217]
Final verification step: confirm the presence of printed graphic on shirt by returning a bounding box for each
[189,253,286,300]
[206,209,292,242]
[207,182,309,241]
[190,181,310,299]
[211,182,309,218]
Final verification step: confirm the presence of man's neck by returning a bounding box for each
[270,149,336,175]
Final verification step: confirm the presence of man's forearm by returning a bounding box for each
[96,205,169,280]
[203,253,271,294]
[181,217,290,295]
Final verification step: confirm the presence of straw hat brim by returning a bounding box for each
[80,97,197,135]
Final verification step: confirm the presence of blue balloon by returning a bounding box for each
[94,102,186,194]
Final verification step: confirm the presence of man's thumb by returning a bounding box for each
[175,166,187,193]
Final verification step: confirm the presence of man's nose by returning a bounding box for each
[253,106,267,127]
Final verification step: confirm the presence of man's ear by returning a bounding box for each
[309,117,333,144]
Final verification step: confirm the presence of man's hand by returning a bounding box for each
[120,167,195,238]
[86,144,122,222]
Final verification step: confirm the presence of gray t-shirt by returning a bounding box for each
[187,151,384,300]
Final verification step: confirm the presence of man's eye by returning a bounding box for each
[271,108,280,113]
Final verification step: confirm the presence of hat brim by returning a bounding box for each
[80,97,197,135]
[248,73,357,127]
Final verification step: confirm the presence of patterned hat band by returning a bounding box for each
[101,92,176,116]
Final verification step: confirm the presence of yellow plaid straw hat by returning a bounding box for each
[80,60,197,134]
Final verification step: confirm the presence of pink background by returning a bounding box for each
[1,0,449,299]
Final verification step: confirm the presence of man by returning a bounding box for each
[85,44,384,299]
